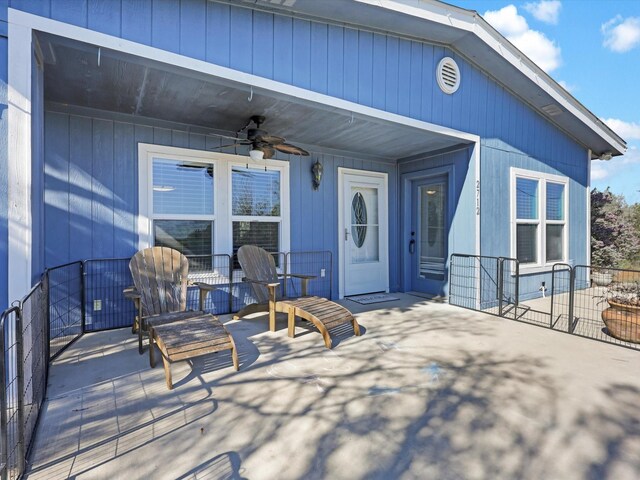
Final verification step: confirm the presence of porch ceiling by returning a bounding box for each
[38,32,468,162]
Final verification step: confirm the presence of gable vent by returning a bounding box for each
[437,57,460,94]
[541,104,563,116]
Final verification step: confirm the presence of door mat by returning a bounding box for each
[347,293,400,305]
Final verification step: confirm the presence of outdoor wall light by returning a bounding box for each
[312,160,323,190]
[249,148,265,161]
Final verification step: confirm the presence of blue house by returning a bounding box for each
[0,0,626,311]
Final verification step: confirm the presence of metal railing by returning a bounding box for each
[0,249,332,479]
[450,253,640,351]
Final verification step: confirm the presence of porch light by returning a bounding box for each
[426,190,437,195]
[153,185,175,192]
[249,149,265,161]
[312,160,323,190]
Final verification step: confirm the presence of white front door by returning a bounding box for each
[340,170,389,297]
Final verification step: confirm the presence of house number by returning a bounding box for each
[476,180,480,215]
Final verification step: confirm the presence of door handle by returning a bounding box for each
[345,228,349,242]
[409,239,416,254]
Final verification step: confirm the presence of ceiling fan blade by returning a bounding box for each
[258,146,276,159]
[209,142,249,150]
[255,134,285,145]
[275,143,309,156]
[208,133,249,142]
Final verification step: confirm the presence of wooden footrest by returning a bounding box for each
[281,296,361,348]
[149,313,238,389]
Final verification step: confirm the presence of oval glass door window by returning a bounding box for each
[350,188,379,263]
[351,192,368,248]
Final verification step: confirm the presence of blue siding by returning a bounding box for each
[6,0,593,301]
[43,110,399,299]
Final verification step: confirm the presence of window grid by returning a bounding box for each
[512,169,568,268]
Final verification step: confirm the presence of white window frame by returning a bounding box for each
[138,144,290,266]
[510,167,569,273]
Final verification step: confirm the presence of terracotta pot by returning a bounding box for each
[601,300,640,343]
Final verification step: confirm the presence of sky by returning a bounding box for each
[456,0,640,204]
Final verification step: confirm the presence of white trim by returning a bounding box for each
[586,149,591,265]
[510,167,569,272]
[137,144,290,257]
[353,0,625,154]
[7,21,33,302]
[338,168,389,299]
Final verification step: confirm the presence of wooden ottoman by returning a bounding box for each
[148,314,239,389]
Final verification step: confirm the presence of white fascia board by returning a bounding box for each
[354,0,626,155]
[8,8,477,146]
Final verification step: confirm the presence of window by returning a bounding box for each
[511,168,567,268]
[139,145,290,272]
[151,159,215,271]
[231,168,282,267]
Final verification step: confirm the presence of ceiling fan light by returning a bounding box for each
[249,149,265,161]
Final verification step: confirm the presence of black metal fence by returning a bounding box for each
[450,254,640,351]
[0,249,332,479]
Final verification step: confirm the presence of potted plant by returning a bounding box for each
[598,281,640,343]
[591,270,613,286]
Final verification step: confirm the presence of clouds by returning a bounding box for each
[483,5,562,72]
[602,118,640,141]
[592,146,640,181]
[602,15,640,53]
[523,0,561,25]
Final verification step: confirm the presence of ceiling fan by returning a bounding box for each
[210,115,310,159]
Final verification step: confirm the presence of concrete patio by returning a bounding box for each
[25,294,640,480]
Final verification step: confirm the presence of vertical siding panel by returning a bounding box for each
[292,19,311,89]
[385,36,399,114]
[122,0,151,45]
[205,1,230,67]
[431,46,444,125]
[88,0,121,37]
[51,0,88,27]
[397,39,411,117]
[371,33,386,110]
[113,122,136,256]
[92,119,114,258]
[343,28,358,103]
[68,115,93,262]
[357,31,373,107]
[273,15,293,84]
[420,43,434,122]
[252,10,274,78]
[188,133,206,151]
[327,25,344,99]
[180,0,206,61]
[171,130,189,148]
[44,112,69,267]
[409,41,422,119]
[10,0,50,16]
[310,23,328,94]
[229,6,253,73]
[152,0,180,53]
[485,79,496,138]
[289,156,302,252]
[153,127,172,146]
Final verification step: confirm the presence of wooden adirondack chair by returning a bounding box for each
[234,245,361,348]
[126,247,216,354]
